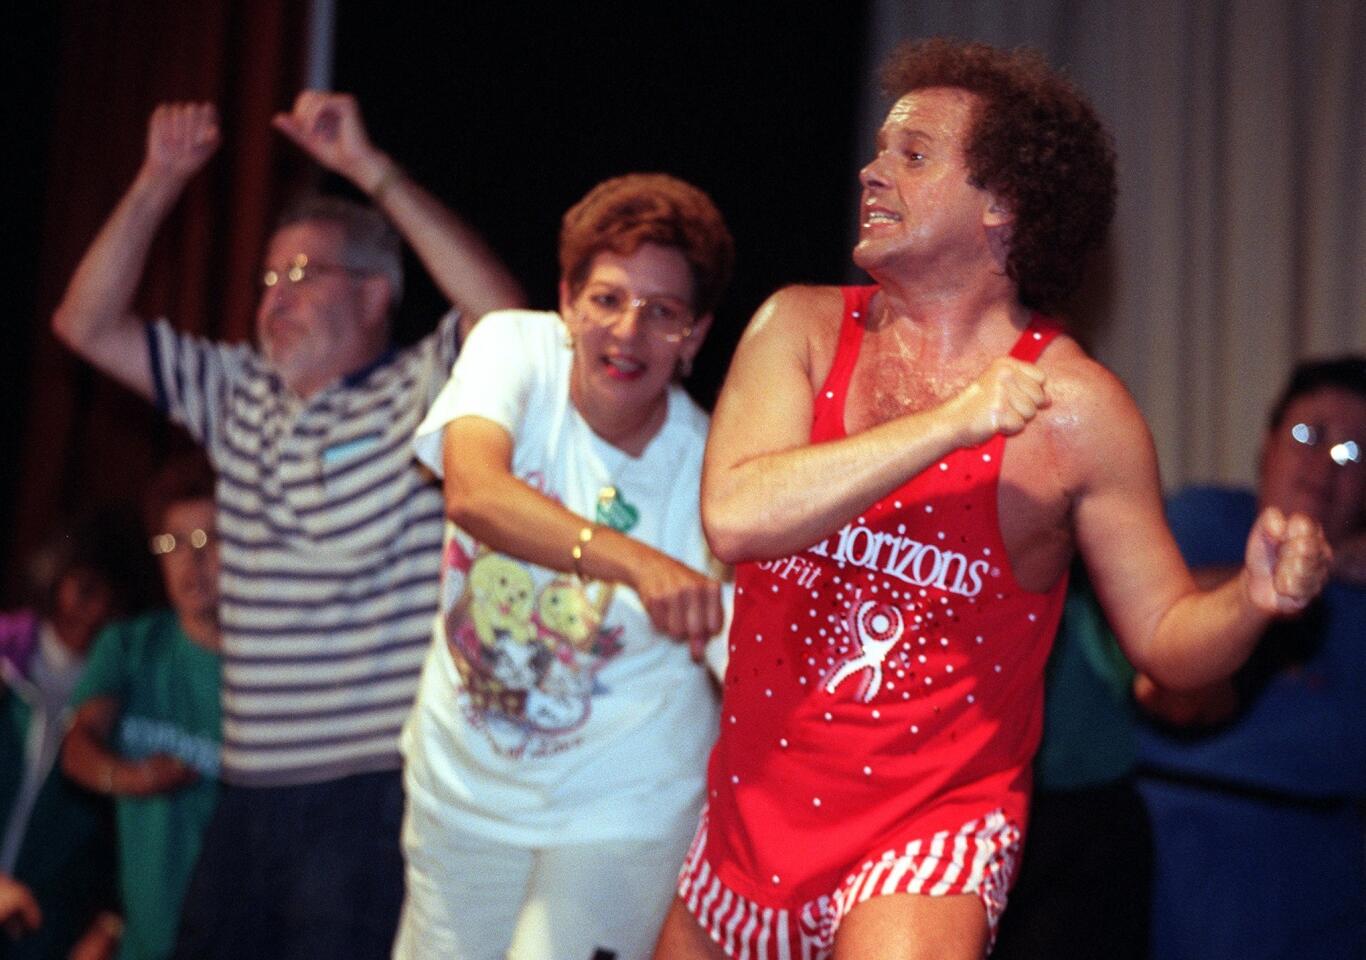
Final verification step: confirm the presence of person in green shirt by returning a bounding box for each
[62,454,221,960]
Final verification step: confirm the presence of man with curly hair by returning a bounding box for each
[654,38,1332,960]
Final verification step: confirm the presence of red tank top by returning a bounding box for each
[703,285,1068,907]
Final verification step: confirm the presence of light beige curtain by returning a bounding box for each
[858,0,1365,490]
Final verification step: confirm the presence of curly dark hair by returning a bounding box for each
[559,173,735,316]
[881,38,1117,312]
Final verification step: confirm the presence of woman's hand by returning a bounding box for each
[629,551,724,659]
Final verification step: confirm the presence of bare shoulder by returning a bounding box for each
[736,284,845,391]
[1034,334,1156,491]
[744,284,843,342]
[1036,335,1138,413]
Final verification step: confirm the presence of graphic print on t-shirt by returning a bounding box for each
[442,547,624,759]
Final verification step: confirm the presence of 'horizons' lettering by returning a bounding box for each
[802,522,988,598]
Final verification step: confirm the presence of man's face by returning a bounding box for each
[154,498,220,626]
[853,87,1005,277]
[560,243,710,427]
[1260,387,1366,546]
[256,220,374,398]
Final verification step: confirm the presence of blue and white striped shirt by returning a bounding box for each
[148,313,459,786]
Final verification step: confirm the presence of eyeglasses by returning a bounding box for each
[150,528,215,557]
[1289,422,1361,466]
[575,286,695,343]
[261,253,365,290]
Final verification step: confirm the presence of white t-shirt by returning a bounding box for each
[405,309,721,846]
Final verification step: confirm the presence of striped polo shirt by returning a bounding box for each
[147,313,459,787]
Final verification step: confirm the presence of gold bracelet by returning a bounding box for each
[368,162,402,203]
[571,525,595,580]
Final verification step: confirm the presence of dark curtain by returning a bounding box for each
[6,1,310,602]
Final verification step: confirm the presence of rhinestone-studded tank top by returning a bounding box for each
[703,285,1068,906]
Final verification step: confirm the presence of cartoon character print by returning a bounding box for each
[538,576,623,661]
[446,550,624,757]
[522,577,622,732]
[446,553,542,725]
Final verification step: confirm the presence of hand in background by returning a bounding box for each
[140,102,220,187]
[0,874,41,940]
[68,911,121,960]
[272,91,388,191]
[116,753,199,797]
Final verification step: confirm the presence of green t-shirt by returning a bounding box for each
[1034,576,1138,791]
[72,610,221,960]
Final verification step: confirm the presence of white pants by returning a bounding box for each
[392,799,695,960]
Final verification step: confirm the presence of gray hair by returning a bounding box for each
[275,194,404,310]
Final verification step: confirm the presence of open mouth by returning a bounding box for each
[602,354,647,380]
[863,208,902,228]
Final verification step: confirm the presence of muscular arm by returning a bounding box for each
[444,417,721,652]
[62,697,197,797]
[1068,368,1331,689]
[702,286,1049,563]
[51,103,221,398]
[273,92,525,326]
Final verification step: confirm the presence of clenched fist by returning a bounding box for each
[141,102,220,185]
[272,91,388,192]
[631,553,724,661]
[1243,507,1332,615]
[944,356,1050,447]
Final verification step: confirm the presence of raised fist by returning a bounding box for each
[143,102,220,184]
[272,91,387,191]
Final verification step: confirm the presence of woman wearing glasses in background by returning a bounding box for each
[395,174,734,960]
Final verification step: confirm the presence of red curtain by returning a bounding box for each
[10,0,311,599]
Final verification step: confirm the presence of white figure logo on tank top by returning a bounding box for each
[825,600,905,702]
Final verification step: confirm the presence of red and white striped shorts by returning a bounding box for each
[677,806,1021,960]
